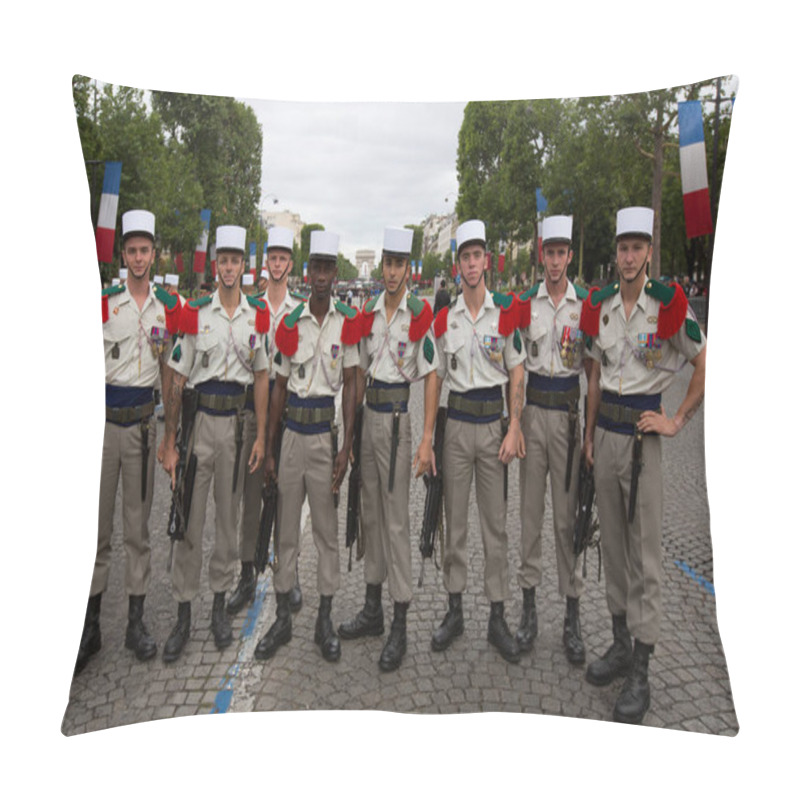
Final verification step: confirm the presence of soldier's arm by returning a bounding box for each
[583,359,600,467]
[638,346,706,437]
[499,363,525,463]
[249,368,269,472]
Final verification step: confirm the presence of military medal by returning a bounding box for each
[397,341,407,368]
[330,343,340,370]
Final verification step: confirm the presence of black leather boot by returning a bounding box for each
[125,595,157,661]
[379,602,408,672]
[74,593,102,675]
[315,595,341,662]
[227,561,256,614]
[431,593,464,652]
[254,592,292,660]
[211,592,233,650]
[586,614,632,686]
[288,563,303,613]
[488,601,521,664]
[613,639,653,724]
[515,587,538,652]
[163,602,191,663]
[338,583,384,639]
[563,596,585,665]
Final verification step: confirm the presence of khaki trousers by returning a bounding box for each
[594,426,663,645]
[94,417,156,597]
[518,404,583,597]
[171,411,246,602]
[442,417,510,603]
[359,407,413,603]
[237,409,262,561]
[273,428,339,596]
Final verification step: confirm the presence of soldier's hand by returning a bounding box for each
[414,435,434,478]
[498,419,523,465]
[162,445,179,490]
[637,406,679,437]
[264,453,277,485]
[332,448,349,494]
[248,439,265,473]
[157,438,166,465]
[582,439,594,469]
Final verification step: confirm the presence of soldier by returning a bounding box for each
[338,227,438,672]
[254,230,359,663]
[515,215,589,664]
[581,207,707,724]
[160,225,270,662]
[76,210,181,675]
[227,226,303,616]
[430,219,526,663]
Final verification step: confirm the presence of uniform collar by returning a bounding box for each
[299,295,336,321]
[374,288,408,317]
[454,287,493,322]
[211,288,248,319]
[609,281,648,314]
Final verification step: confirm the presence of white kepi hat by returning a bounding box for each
[542,215,573,245]
[242,273,254,286]
[383,226,413,256]
[309,230,339,260]
[456,219,486,254]
[119,268,128,280]
[154,275,165,285]
[267,226,294,252]
[165,274,179,287]
[616,207,654,240]
[216,225,247,253]
[121,209,155,241]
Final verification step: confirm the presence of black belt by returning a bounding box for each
[106,401,155,425]
[597,391,661,436]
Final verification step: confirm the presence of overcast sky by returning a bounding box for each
[243,98,466,261]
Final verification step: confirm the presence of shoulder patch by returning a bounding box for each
[646,280,688,340]
[594,281,620,305]
[519,282,541,303]
[284,303,305,329]
[102,284,126,298]
[171,344,182,363]
[513,328,522,353]
[335,299,358,319]
[364,295,378,313]
[644,279,675,306]
[685,318,702,343]
[246,295,267,311]
[154,284,179,311]
[423,336,434,365]
[574,284,589,301]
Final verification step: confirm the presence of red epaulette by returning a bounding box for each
[516,293,531,329]
[497,295,518,338]
[579,288,602,338]
[341,310,362,346]
[433,306,449,339]
[179,303,199,335]
[102,294,109,324]
[165,298,182,335]
[247,295,271,334]
[408,299,434,343]
[361,308,376,338]
[275,304,304,356]
[654,282,688,340]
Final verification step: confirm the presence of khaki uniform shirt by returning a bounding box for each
[104,285,172,387]
[266,290,301,377]
[435,290,525,392]
[274,298,360,397]
[586,282,706,395]
[169,290,268,384]
[360,290,438,382]
[522,282,586,378]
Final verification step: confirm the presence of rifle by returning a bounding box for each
[166,387,199,569]
[573,460,601,580]
[255,417,285,574]
[418,405,447,587]
[345,404,364,571]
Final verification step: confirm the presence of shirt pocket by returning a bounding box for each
[104,318,133,362]
[527,320,549,359]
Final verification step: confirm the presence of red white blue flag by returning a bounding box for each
[193,209,211,273]
[95,161,122,264]
[210,244,217,278]
[678,101,713,238]
[249,242,256,273]
[262,242,268,267]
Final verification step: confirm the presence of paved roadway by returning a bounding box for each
[62,367,737,736]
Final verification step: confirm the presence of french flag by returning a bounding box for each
[210,243,217,279]
[303,261,308,284]
[262,242,268,267]
[450,238,457,278]
[678,101,713,238]
[95,161,122,264]
[193,209,211,273]
[249,242,256,273]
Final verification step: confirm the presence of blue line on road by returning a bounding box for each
[210,572,272,714]
[674,559,715,596]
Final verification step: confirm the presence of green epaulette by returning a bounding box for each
[574,284,589,300]
[247,294,267,311]
[188,295,213,309]
[519,282,541,302]
[153,284,179,310]
[283,302,306,328]
[335,299,358,319]
[491,290,514,310]
[102,284,126,298]
[644,279,676,305]
[253,290,266,299]
[364,295,379,313]
[406,292,424,316]
[590,281,620,305]
[290,290,307,301]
